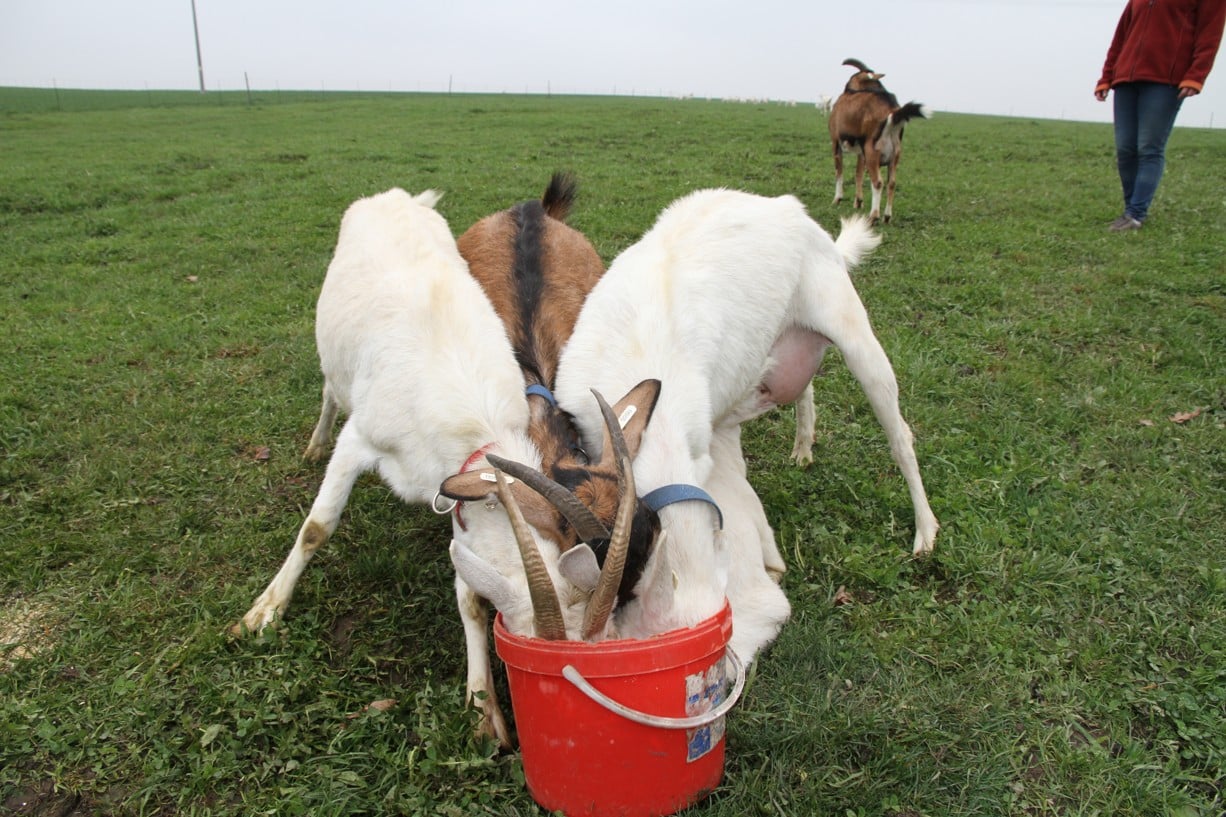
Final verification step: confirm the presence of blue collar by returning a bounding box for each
[640,484,724,529]
[525,383,588,458]
[525,383,558,407]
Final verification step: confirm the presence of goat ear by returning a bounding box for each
[712,529,732,595]
[450,539,516,613]
[558,544,602,592]
[635,530,676,614]
[600,378,662,463]
[440,471,493,501]
[440,471,561,538]
[509,481,559,533]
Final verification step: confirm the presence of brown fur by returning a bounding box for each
[458,174,604,388]
[453,175,623,551]
[300,519,330,555]
[453,180,662,604]
[828,60,926,224]
[440,379,663,602]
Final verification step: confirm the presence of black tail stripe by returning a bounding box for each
[510,200,547,384]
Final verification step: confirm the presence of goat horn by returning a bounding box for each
[494,469,567,641]
[842,57,873,73]
[591,388,631,474]
[579,387,638,639]
[582,452,635,640]
[485,453,611,543]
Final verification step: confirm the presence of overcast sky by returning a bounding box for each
[2,0,1224,128]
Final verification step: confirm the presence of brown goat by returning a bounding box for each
[446,174,662,606]
[828,58,929,224]
[457,173,601,394]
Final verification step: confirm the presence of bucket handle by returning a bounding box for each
[561,649,745,730]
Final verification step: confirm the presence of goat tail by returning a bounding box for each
[890,102,931,126]
[414,189,444,209]
[834,216,882,271]
[541,171,579,222]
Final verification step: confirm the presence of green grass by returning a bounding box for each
[1,87,1223,816]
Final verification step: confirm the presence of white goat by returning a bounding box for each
[554,189,940,659]
[704,422,792,660]
[231,187,628,748]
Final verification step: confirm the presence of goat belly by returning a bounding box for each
[762,327,828,405]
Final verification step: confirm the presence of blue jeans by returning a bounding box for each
[1112,82,1183,222]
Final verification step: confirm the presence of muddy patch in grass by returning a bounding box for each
[1,594,61,671]
[2,778,86,817]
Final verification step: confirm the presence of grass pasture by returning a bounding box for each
[1,88,1223,816]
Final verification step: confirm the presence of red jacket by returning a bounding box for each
[1096,0,1226,93]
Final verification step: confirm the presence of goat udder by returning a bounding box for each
[761,327,828,405]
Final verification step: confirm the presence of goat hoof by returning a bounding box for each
[228,618,259,638]
[230,603,281,637]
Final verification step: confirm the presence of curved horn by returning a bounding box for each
[591,388,631,472]
[842,57,873,73]
[582,452,635,640]
[494,469,567,640]
[485,453,610,543]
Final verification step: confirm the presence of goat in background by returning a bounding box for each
[829,58,930,224]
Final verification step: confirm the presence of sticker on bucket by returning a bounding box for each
[685,657,728,762]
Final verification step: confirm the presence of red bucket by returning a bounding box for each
[494,602,742,817]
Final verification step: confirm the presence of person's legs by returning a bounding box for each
[1125,82,1182,222]
[1112,83,1141,216]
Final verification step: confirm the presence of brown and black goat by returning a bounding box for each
[828,58,929,224]
[457,173,599,404]
[442,174,663,634]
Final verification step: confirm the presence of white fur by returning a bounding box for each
[705,424,792,661]
[555,189,939,661]
[234,188,581,748]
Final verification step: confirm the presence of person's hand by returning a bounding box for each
[1177,86,1199,99]
[1095,88,1109,101]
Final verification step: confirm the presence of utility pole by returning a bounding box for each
[191,0,206,93]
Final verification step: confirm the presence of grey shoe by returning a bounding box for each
[1109,215,1143,232]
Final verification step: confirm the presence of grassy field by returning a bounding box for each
[1,87,1222,816]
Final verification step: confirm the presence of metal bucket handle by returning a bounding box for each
[561,648,745,730]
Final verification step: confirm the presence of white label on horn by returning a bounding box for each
[617,405,637,428]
